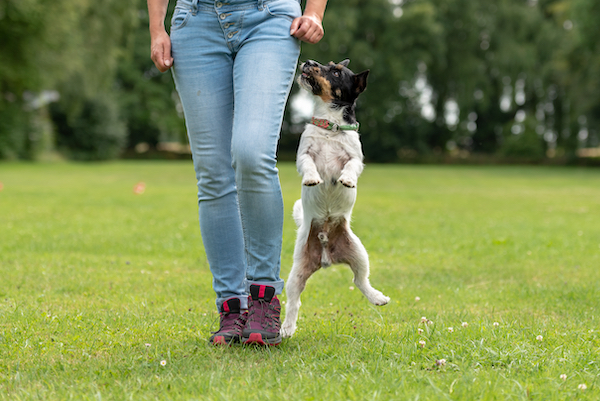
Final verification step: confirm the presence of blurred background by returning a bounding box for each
[1,0,599,164]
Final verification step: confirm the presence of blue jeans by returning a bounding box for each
[170,0,301,310]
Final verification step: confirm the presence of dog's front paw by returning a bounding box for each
[367,291,390,306]
[338,174,357,188]
[302,173,323,186]
[281,321,296,338]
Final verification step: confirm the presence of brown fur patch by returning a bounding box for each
[304,222,325,270]
[327,221,353,265]
[306,218,353,267]
[313,74,333,102]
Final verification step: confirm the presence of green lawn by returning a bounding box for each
[1,161,599,400]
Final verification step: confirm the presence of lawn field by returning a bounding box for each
[1,161,599,400]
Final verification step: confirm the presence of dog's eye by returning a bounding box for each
[332,70,340,78]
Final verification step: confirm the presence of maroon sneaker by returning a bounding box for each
[209,298,247,345]
[242,285,282,346]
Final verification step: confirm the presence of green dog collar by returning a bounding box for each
[311,117,359,132]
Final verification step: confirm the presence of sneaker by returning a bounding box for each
[209,298,247,345]
[242,284,282,346]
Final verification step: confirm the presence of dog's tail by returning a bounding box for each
[293,199,303,227]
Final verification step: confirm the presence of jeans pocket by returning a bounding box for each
[265,0,301,22]
[171,7,192,31]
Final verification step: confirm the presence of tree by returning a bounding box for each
[0,0,71,158]
[286,0,596,162]
[116,0,186,152]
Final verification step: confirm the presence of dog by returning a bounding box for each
[281,59,390,338]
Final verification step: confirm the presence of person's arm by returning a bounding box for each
[148,0,174,72]
[290,0,327,44]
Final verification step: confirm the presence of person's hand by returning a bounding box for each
[290,14,324,44]
[150,29,174,72]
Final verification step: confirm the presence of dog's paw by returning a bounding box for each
[281,321,296,338]
[367,291,390,306]
[338,175,357,188]
[302,174,323,186]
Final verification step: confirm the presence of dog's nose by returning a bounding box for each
[304,60,318,67]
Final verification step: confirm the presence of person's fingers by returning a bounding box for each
[295,28,310,42]
[151,34,173,72]
[291,16,324,44]
[290,18,301,36]
[163,39,174,69]
[307,27,323,44]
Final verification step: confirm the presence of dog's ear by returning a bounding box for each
[354,70,369,94]
[339,59,350,67]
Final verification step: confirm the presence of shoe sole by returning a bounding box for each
[210,335,239,346]
[242,332,282,346]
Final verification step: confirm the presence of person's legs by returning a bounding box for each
[229,0,301,345]
[230,0,301,296]
[171,0,301,345]
[170,0,248,311]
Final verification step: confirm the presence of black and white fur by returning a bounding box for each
[281,59,390,338]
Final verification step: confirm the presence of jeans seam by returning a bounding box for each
[229,10,245,51]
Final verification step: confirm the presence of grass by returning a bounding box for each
[1,161,599,400]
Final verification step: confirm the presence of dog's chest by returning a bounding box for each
[308,138,350,178]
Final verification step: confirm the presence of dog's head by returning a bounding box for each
[298,59,369,107]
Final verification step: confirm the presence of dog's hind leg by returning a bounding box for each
[343,230,390,306]
[281,258,312,338]
[282,223,322,338]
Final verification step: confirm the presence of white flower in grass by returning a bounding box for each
[160,360,167,366]
[578,384,587,391]
[536,335,543,341]
[415,296,420,302]
[349,286,354,291]
[145,343,151,348]
[426,319,433,325]
[417,328,424,335]
[421,316,428,323]
[461,322,468,328]
[560,374,567,381]
[448,327,454,333]
[418,340,426,348]
[493,322,500,328]
[436,359,447,367]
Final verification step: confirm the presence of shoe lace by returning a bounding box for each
[247,299,280,330]
[211,311,247,334]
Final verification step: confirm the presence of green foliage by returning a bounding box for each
[116,1,186,149]
[0,0,69,159]
[1,162,599,398]
[498,119,546,160]
[0,0,182,161]
[288,0,599,162]
[1,0,600,161]
[50,93,127,160]
[0,101,32,159]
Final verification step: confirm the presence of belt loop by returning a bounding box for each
[191,0,199,13]
[257,0,264,11]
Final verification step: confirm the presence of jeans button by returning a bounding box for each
[216,1,223,7]
[227,32,234,38]
[219,13,226,20]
